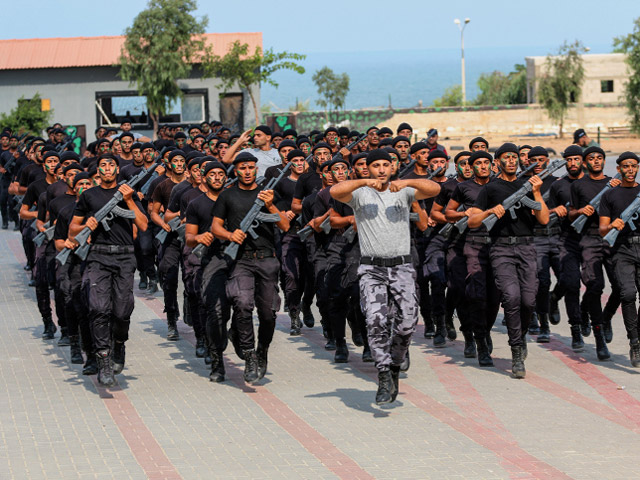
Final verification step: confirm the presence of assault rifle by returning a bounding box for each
[547,201,570,227]
[399,158,416,177]
[297,214,332,242]
[155,216,185,244]
[56,164,154,265]
[571,173,622,234]
[516,162,537,180]
[33,221,55,247]
[223,162,292,260]
[482,159,567,232]
[13,195,24,214]
[439,206,464,237]
[335,134,366,160]
[603,191,640,246]
[139,161,163,195]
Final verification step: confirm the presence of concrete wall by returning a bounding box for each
[0,66,258,138]
[526,53,628,104]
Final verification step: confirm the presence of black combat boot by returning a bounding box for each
[302,305,315,328]
[390,365,400,402]
[147,276,158,294]
[580,300,591,337]
[96,350,116,387]
[433,315,447,348]
[257,343,268,380]
[227,325,245,360]
[243,349,259,383]
[42,318,56,340]
[69,336,84,364]
[536,314,550,343]
[57,327,70,346]
[569,325,584,352]
[528,312,540,335]
[445,315,457,341]
[375,370,393,405]
[399,350,410,372]
[167,313,179,341]
[334,338,349,363]
[289,312,302,336]
[423,316,435,339]
[511,345,526,379]
[602,309,614,343]
[195,337,207,358]
[324,336,336,351]
[629,340,640,368]
[82,351,98,375]
[475,335,494,367]
[138,272,148,290]
[209,349,225,382]
[549,291,561,325]
[462,330,477,358]
[486,332,493,354]
[593,325,611,360]
[112,341,126,375]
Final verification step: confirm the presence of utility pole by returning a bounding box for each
[454,18,470,105]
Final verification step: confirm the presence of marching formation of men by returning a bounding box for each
[2,119,640,405]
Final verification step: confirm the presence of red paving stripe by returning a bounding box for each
[7,238,184,480]
[138,295,375,480]
[277,317,573,480]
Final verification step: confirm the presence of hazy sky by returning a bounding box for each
[4,0,638,54]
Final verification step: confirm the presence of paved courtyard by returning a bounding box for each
[0,228,639,479]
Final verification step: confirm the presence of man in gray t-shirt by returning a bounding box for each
[221,125,281,177]
[331,148,440,405]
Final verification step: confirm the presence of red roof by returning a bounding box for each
[0,32,262,70]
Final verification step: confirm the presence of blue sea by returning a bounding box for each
[261,45,612,111]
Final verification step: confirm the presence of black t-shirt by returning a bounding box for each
[185,193,222,256]
[74,186,143,246]
[451,179,489,237]
[147,174,169,200]
[312,187,334,246]
[167,180,192,212]
[293,171,322,201]
[19,163,43,188]
[179,186,204,218]
[152,178,178,211]
[549,175,579,232]
[48,193,76,224]
[46,180,68,207]
[36,192,48,222]
[264,164,287,181]
[274,177,297,212]
[119,162,144,182]
[570,176,612,235]
[301,191,317,225]
[599,184,640,244]
[0,150,17,180]
[474,177,538,238]
[11,154,30,182]
[23,178,49,209]
[213,184,277,253]
[53,201,76,241]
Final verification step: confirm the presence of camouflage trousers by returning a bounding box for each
[358,263,418,371]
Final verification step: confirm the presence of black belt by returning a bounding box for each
[467,236,492,245]
[360,255,411,267]
[241,249,276,259]
[91,244,135,254]
[492,236,534,246]
[534,227,561,237]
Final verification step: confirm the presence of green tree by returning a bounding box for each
[432,85,462,107]
[205,41,305,126]
[474,64,527,105]
[288,98,311,112]
[312,67,350,123]
[118,0,208,136]
[537,41,586,138]
[613,17,640,134]
[0,93,53,135]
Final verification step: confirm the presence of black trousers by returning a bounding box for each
[0,177,13,225]
[554,234,582,326]
[83,252,136,352]
[158,237,182,316]
[534,234,561,315]
[611,242,640,342]
[21,220,36,269]
[182,247,205,339]
[446,240,470,332]
[134,226,157,279]
[490,242,538,346]
[57,259,93,353]
[579,234,621,327]
[412,236,431,322]
[33,243,52,321]
[423,235,447,318]
[312,242,332,334]
[463,237,500,337]
[225,255,280,351]
[280,232,312,317]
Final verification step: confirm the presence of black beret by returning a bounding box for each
[328,157,350,170]
[160,146,176,157]
[188,158,203,169]
[271,131,283,139]
[366,126,379,134]
[255,125,272,136]
[324,127,338,135]
[494,143,519,158]
[174,132,187,140]
[186,150,204,161]
[468,151,493,165]
[383,147,400,158]
[312,142,331,153]
[392,136,411,146]
[119,132,134,140]
[97,154,119,166]
[397,122,413,133]
[131,142,142,150]
[60,151,81,162]
[296,136,311,147]
[43,151,60,161]
[454,151,472,163]
[338,127,350,136]
[616,151,639,165]
[277,139,297,151]
[62,163,83,175]
[562,145,584,158]
[519,144,532,151]
[283,128,297,137]
[168,150,186,161]
[350,152,368,166]
[527,146,548,158]
[287,149,306,161]
[233,151,258,165]
[96,138,111,147]
[366,148,392,166]
[582,146,606,159]
[348,130,360,138]
[0,132,9,138]
[72,172,91,187]
[216,138,229,146]
[121,117,133,124]
[140,142,155,151]
[409,142,429,155]
[377,127,393,136]
[379,138,393,147]
[192,134,206,142]
[469,136,488,149]
[87,165,98,177]
[427,149,448,161]
[203,161,227,175]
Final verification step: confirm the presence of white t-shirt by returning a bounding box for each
[247,148,281,177]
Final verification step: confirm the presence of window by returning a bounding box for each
[601,80,614,93]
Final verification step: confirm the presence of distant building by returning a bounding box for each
[0,33,262,138]
[525,53,628,105]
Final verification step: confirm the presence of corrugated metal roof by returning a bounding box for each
[0,33,262,70]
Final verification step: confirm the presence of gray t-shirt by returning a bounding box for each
[248,148,281,177]
[346,186,416,258]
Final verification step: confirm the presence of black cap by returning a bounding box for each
[283,128,297,137]
[573,128,587,143]
[454,151,472,163]
[409,142,429,155]
[312,142,331,153]
[203,161,227,175]
[392,136,410,147]
[427,149,448,161]
[255,125,272,136]
[62,163,83,175]
[350,152,368,166]
[468,151,493,165]
[287,149,306,161]
[427,128,438,138]
[277,139,297,151]
[582,146,606,160]
[60,151,81,162]
[494,143,519,158]
[366,149,392,166]
[519,144,532,151]
[233,151,258,165]
[527,146,548,158]
[168,150,186,161]
[397,122,412,133]
[72,172,91,187]
[366,126,379,134]
[379,138,393,147]
[562,145,584,158]
[469,136,488,149]
[324,127,338,136]
[337,127,350,136]
[377,127,393,136]
[616,151,640,164]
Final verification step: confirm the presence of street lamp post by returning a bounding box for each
[454,18,470,105]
